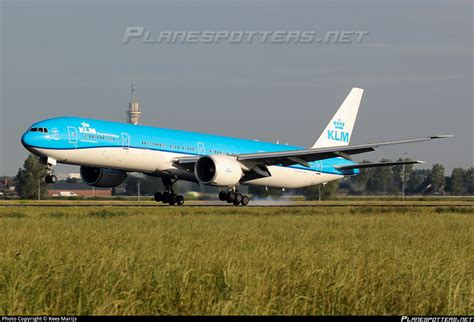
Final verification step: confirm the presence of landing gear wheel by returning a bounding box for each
[176,195,185,206]
[233,193,242,206]
[154,192,163,202]
[45,174,57,184]
[240,195,250,206]
[168,194,177,206]
[162,192,169,204]
[226,191,235,203]
[219,191,227,201]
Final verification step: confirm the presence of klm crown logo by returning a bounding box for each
[327,118,350,143]
[333,119,345,130]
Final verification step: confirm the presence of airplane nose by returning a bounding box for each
[21,131,31,147]
[21,131,38,148]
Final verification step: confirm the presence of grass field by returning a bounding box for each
[1,195,473,206]
[0,204,472,315]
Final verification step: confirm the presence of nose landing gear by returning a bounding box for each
[219,188,249,206]
[44,174,57,184]
[42,160,57,184]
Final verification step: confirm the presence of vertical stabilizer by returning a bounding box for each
[312,87,364,148]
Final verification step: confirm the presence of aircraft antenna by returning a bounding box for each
[131,81,135,103]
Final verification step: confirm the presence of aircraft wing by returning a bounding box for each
[236,135,452,167]
[173,135,451,170]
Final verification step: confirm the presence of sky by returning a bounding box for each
[1,0,472,175]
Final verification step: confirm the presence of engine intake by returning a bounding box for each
[80,166,127,187]
[194,155,243,187]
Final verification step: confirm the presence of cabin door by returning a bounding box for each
[67,126,78,146]
[197,142,206,155]
[121,133,130,150]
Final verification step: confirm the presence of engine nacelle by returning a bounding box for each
[80,166,127,187]
[194,155,244,187]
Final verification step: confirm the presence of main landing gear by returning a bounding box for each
[219,188,250,206]
[154,178,185,206]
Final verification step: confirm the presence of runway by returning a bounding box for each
[0,202,472,208]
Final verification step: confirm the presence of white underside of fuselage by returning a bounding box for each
[32,147,343,189]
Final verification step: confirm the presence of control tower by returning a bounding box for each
[127,82,141,125]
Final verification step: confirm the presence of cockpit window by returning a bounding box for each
[30,127,48,133]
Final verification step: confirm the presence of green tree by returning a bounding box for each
[406,169,431,193]
[447,168,465,195]
[344,160,372,195]
[15,155,48,199]
[392,158,414,195]
[429,163,446,193]
[464,167,474,194]
[366,159,393,194]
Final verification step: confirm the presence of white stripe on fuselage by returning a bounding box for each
[34,147,342,189]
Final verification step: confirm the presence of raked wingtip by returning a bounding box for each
[430,134,454,139]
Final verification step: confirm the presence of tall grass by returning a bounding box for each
[0,206,472,315]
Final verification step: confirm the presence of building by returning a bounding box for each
[0,176,15,193]
[47,182,112,197]
[55,173,81,181]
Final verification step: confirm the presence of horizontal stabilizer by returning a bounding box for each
[335,160,425,171]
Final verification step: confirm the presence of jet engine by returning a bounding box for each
[194,155,244,186]
[80,166,127,187]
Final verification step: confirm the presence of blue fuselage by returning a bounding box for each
[21,116,358,178]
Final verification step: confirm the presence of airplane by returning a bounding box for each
[21,87,451,206]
